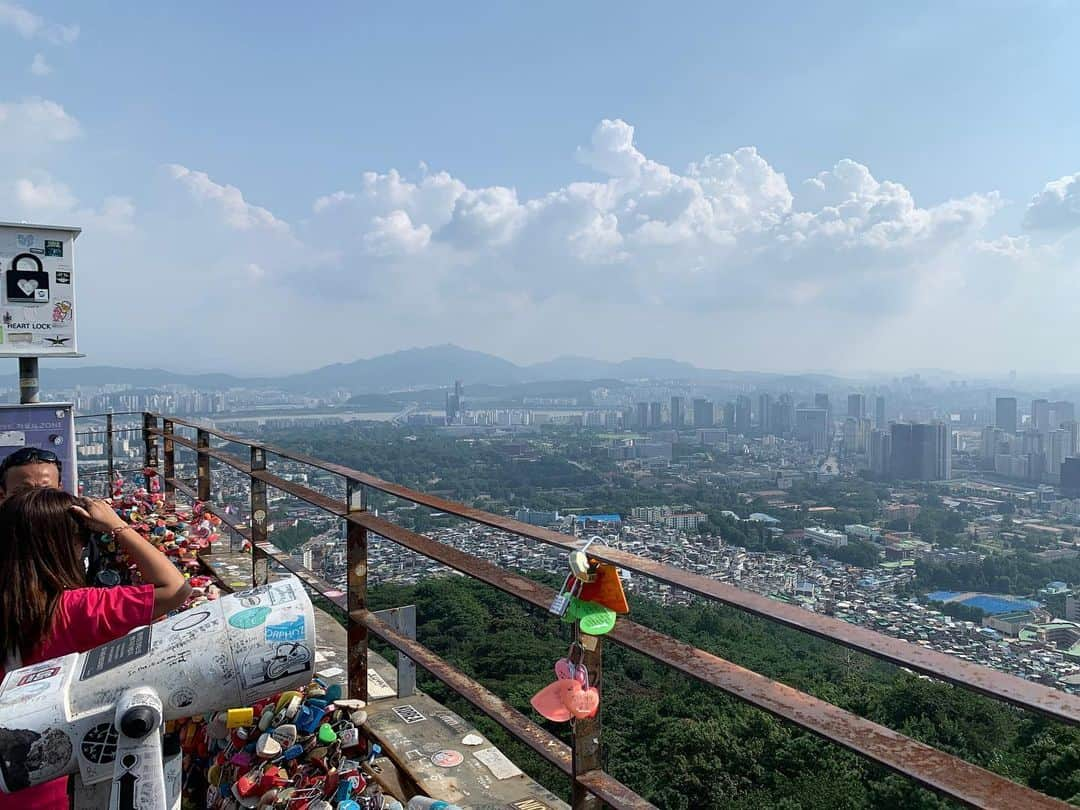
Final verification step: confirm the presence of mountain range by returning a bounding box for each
[18,344,852,394]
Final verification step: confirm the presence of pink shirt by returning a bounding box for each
[0,585,155,809]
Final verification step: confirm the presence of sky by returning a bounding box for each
[2,1,1080,376]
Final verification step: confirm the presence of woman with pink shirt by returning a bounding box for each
[0,488,190,809]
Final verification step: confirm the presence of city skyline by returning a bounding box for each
[3,3,1080,374]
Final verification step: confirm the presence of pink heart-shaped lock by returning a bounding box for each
[531,680,575,722]
[560,680,600,719]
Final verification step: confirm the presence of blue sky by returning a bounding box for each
[3,1,1080,374]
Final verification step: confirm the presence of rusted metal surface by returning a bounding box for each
[162,419,176,509]
[209,504,251,540]
[105,413,114,483]
[353,512,1070,809]
[605,619,1072,809]
[572,628,602,810]
[360,609,572,774]
[142,412,158,489]
[249,445,269,587]
[196,428,211,502]
[347,478,369,703]
[253,540,348,610]
[574,771,658,810]
[142,418,1080,727]
[164,475,197,502]
[251,468,346,516]
[131,413,1080,808]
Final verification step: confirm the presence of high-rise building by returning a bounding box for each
[981,425,1004,462]
[1062,458,1080,498]
[847,393,866,420]
[1047,429,1069,482]
[670,396,684,428]
[692,398,714,428]
[649,402,662,428]
[758,393,772,434]
[874,396,886,430]
[1052,401,1076,429]
[869,429,892,476]
[735,395,752,435]
[722,401,736,428]
[889,422,951,481]
[1063,420,1080,456]
[995,397,1018,435]
[774,393,795,436]
[795,408,830,452]
[446,379,464,424]
[842,417,871,456]
[1032,399,1051,432]
[636,402,649,430]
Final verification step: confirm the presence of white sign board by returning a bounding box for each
[0,222,80,357]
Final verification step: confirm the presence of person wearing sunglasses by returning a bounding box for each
[0,448,62,501]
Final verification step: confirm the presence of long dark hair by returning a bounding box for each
[0,488,89,661]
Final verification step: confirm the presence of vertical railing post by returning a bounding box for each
[346,478,368,702]
[572,630,603,810]
[162,419,175,510]
[142,413,158,491]
[196,428,212,552]
[105,412,115,497]
[250,445,269,587]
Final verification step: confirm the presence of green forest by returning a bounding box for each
[367,577,1080,809]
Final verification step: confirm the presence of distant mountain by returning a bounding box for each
[7,344,854,394]
[281,345,523,392]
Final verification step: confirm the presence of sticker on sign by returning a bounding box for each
[473,746,524,780]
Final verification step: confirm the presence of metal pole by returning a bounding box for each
[105,413,115,498]
[346,478,368,702]
[249,445,269,587]
[196,428,212,552]
[18,357,39,404]
[142,413,158,490]
[572,629,603,810]
[162,419,175,510]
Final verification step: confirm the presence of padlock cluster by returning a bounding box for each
[170,679,401,809]
[534,538,629,724]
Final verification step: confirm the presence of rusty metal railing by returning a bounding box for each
[74,411,1080,809]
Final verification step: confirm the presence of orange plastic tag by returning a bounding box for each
[578,562,628,614]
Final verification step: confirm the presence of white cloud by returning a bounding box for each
[0,98,81,150]
[295,119,1000,316]
[0,2,77,43]
[14,175,75,210]
[363,210,431,256]
[29,52,50,75]
[10,175,135,232]
[166,164,290,234]
[1024,171,1080,231]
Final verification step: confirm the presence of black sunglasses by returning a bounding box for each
[0,447,62,479]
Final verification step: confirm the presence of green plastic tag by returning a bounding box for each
[575,600,616,635]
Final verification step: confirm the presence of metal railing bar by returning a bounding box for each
[75,411,143,419]
[254,541,346,609]
[165,476,197,501]
[350,512,1070,810]
[251,469,346,516]
[142,418,1080,727]
[210,507,251,540]
[361,610,657,810]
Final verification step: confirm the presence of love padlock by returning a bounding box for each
[548,574,583,616]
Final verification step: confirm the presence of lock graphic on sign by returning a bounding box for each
[5,254,50,304]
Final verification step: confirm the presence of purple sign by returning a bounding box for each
[0,403,77,493]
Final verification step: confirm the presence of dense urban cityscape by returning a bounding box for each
[59,354,1080,700]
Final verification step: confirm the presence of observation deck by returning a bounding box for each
[75,411,1080,809]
